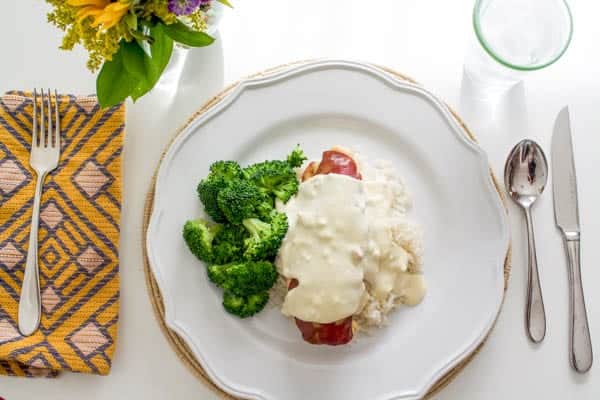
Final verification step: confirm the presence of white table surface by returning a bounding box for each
[1,1,598,399]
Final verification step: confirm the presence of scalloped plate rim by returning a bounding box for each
[146,59,510,400]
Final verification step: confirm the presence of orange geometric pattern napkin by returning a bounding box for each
[0,91,123,377]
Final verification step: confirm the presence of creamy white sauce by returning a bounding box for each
[277,175,368,323]
[360,160,426,309]
[277,154,426,326]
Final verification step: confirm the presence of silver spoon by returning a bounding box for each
[504,139,548,343]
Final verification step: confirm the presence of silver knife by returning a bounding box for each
[552,106,593,373]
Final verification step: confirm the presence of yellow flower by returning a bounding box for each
[68,0,131,31]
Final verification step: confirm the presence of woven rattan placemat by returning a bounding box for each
[142,62,512,399]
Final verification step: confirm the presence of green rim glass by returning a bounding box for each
[473,0,574,71]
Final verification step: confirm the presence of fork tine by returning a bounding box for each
[40,89,46,147]
[54,90,60,149]
[32,89,38,147]
[46,88,53,148]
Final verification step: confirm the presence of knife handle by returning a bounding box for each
[565,238,593,373]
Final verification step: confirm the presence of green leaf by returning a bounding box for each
[130,29,153,43]
[121,41,146,80]
[163,21,215,47]
[130,23,174,101]
[217,0,233,7]
[96,44,139,108]
[124,12,137,31]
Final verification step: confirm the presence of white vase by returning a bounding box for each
[144,0,226,132]
[206,0,226,36]
[154,0,226,99]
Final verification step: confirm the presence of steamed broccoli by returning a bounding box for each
[222,291,270,318]
[207,261,278,296]
[197,161,243,222]
[183,219,223,263]
[212,225,247,264]
[243,160,299,203]
[209,160,244,180]
[216,180,273,224]
[242,211,289,261]
[286,145,307,169]
[186,148,304,319]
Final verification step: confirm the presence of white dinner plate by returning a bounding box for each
[146,60,510,400]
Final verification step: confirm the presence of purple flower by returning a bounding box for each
[168,0,206,15]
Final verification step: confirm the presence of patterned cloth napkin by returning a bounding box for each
[0,91,123,377]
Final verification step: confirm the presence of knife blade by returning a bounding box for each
[552,107,580,236]
[551,106,593,373]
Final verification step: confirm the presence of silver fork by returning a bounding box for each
[18,89,61,336]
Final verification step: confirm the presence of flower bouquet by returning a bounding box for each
[47,0,231,107]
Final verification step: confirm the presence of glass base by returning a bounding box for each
[463,38,523,99]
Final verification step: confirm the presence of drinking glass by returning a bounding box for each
[464,0,573,91]
[460,0,572,157]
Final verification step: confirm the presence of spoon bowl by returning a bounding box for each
[504,139,548,343]
[505,139,548,208]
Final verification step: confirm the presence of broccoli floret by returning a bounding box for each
[182,219,222,263]
[242,212,288,261]
[254,166,299,203]
[217,180,273,224]
[243,160,299,203]
[256,201,275,221]
[241,162,262,181]
[209,160,243,180]
[222,291,270,318]
[286,145,307,169]
[207,261,278,296]
[197,179,227,222]
[242,160,287,181]
[189,151,303,320]
[196,161,243,222]
[212,224,247,264]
